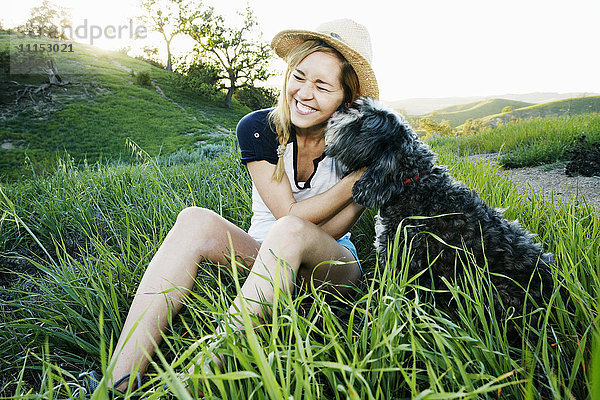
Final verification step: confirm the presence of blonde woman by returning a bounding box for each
[79,18,379,394]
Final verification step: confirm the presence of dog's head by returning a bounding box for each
[325,97,435,208]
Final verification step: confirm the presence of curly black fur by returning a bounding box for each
[325,97,555,341]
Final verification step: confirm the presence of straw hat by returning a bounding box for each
[271,19,379,99]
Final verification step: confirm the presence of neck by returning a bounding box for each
[295,133,325,152]
[295,121,327,141]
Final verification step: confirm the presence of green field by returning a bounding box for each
[0,30,250,181]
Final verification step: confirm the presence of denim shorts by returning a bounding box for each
[337,236,363,276]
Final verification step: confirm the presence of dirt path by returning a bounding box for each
[468,154,600,208]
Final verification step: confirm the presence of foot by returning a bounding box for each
[76,371,142,397]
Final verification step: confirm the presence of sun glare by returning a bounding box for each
[4,0,600,99]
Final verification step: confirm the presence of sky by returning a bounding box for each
[4,0,600,101]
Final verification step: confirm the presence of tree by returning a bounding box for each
[235,86,279,110]
[186,6,272,108]
[16,0,71,39]
[419,118,439,138]
[439,120,453,135]
[175,59,221,98]
[463,118,483,135]
[419,118,453,138]
[139,0,198,72]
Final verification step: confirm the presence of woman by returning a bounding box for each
[80,18,379,394]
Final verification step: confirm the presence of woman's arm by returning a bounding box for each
[318,201,365,239]
[246,160,362,226]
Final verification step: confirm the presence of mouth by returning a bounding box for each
[293,99,318,115]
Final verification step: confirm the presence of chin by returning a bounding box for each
[290,110,327,130]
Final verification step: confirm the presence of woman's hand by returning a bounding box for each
[246,160,358,226]
[345,167,367,184]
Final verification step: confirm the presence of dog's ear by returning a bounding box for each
[352,150,405,208]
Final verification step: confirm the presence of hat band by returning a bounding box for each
[329,32,343,41]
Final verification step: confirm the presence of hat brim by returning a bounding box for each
[271,29,379,100]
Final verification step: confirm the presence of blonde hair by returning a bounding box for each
[268,40,361,181]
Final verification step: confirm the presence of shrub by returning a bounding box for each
[419,117,454,138]
[134,71,151,87]
[463,118,484,135]
[235,86,279,110]
[174,60,221,99]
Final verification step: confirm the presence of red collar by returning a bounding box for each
[402,170,429,185]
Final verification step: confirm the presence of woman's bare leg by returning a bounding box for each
[227,215,362,331]
[108,207,259,391]
[186,215,360,387]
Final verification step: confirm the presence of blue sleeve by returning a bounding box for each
[236,108,279,165]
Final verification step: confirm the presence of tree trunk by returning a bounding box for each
[166,41,173,72]
[225,86,234,109]
[47,58,62,84]
[224,69,236,108]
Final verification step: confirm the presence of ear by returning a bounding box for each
[352,151,404,208]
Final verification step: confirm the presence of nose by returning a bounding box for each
[297,81,314,100]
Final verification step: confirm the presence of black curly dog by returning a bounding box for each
[325,97,555,341]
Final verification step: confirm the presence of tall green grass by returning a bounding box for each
[429,113,600,167]
[0,142,598,398]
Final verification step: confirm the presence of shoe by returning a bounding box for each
[76,371,102,398]
[77,371,143,398]
[112,372,143,392]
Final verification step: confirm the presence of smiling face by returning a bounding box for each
[286,51,345,135]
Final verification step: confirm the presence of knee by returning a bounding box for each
[175,206,221,236]
[266,215,313,244]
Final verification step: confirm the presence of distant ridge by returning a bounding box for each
[480,96,600,126]
[417,98,534,128]
[385,92,600,115]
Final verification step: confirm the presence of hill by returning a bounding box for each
[418,98,533,127]
[0,30,251,181]
[480,96,600,126]
[386,92,598,115]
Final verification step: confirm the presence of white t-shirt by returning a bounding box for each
[236,108,351,243]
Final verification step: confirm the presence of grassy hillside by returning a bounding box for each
[480,95,600,126]
[387,92,597,115]
[0,30,250,181]
[418,98,533,127]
